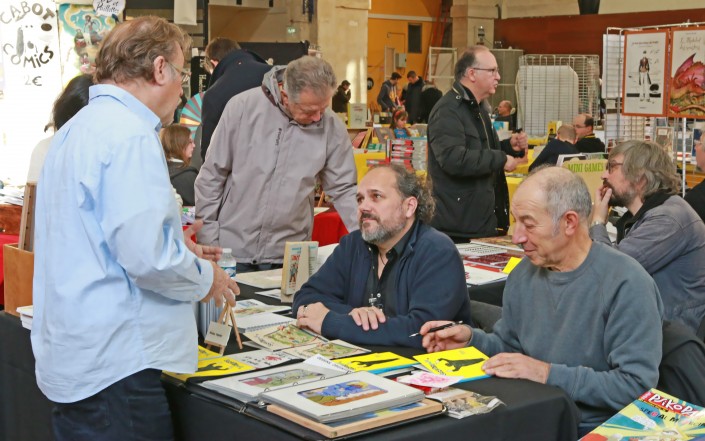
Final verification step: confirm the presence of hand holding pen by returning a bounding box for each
[417,320,473,353]
[409,320,463,337]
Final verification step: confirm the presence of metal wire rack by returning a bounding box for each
[516,54,600,138]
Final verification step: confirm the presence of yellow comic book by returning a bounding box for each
[414,347,489,382]
[583,389,705,440]
[335,352,416,374]
[198,345,221,360]
[164,356,255,382]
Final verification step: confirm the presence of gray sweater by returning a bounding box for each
[471,242,663,428]
[590,195,705,333]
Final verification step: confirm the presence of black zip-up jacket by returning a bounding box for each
[427,81,523,238]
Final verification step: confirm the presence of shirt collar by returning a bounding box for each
[89,84,162,132]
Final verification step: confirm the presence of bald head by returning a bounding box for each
[497,100,512,117]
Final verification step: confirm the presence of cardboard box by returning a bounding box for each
[3,244,33,317]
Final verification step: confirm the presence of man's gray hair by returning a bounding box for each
[610,140,680,197]
[283,56,337,102]
[525,166,592,230]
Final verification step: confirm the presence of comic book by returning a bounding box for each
[335,352,417,374]
[413,347,490,383]
[582,389,705,440]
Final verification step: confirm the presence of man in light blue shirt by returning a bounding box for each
[31,16,238,441]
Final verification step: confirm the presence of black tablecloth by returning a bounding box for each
[0,278,577,441]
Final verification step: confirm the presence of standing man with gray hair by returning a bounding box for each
[590,140,705,334]
[421,166,663,436]
[427,46,528,241]
[196,56,358,271]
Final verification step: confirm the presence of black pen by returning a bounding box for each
[409,321,463,338]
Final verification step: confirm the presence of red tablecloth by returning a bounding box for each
[0,234,21,305]
[312,209,348,246]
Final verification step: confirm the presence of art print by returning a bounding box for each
[622,29,668,116]
[669,27,705,118]
[299,380,386,407]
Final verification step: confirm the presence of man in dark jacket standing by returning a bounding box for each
[401,71,424,123]
[428,46,528,241]
[376,72,401,112]
[332,80,351,113]
[200,38,270,161]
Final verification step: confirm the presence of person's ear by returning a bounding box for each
[404,197,418,218]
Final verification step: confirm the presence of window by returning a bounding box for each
[408,24,422,54]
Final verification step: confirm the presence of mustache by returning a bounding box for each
[359,213,380,223]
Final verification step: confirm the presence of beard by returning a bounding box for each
[359,211,407,245]
[606,183,637,208]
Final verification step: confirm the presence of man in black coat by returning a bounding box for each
[427,46,528,241]
[573,113,605,154]
[332,80,351,113]
[200,38,271,161]
[401,71,424,123]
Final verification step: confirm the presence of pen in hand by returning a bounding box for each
[409,321,463,338]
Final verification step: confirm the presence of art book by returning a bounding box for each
[335,352,417,374]
[282,340,370,360]
[281,241,318,302]
[260,371,425,423]
[163,355,255,382]
[234,299,290,316]
[244,323,328,351]
[582,389,705,440]
[414,347,490,383]
[235,312,295,333]
[201,362,347,403]
[267,399,443,438]
[464,263,509,286]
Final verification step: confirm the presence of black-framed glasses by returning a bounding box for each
[606,161,624,172]
[167,61,191,84]
[472,66,500,75]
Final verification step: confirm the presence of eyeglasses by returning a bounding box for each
[167,61,191,85]
[606,161,624,172]
[472,66,500,76]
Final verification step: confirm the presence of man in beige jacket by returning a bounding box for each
[195,56,358,272]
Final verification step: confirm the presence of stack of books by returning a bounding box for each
[388,138,428,171]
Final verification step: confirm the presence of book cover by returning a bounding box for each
[260,371,425,423]
[282,340,371,360]
[267,399,443,438]
[198,345,221,361]
[582,389,705,440]
[201,362,347,403]
[413,347,490,383]
[163,355,255,382]
[335,352,417,374]
[244,323,327,351]
[281,241,319,302]
[234,299,290,316]
[464,263,508,286]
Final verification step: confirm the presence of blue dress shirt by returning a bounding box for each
[31,84,213,403]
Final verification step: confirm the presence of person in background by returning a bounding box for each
[332,80,351,113]
[401,71,424,123]
[685,140,705,222]
[390,109,410,139]
[529,124,579,171]
[31,17,238,441]
[494,99,516,131]
[196,56,358,273]
[294,164,471,347]
[161,124,198,206]
[27,73,94,183]
[427,46,528,241]
[200,37,270,161]
[573,113,605,154]
[590,140,705,333]
[376,72,402,112]
[418,80,443,124]
[421,166,663,436]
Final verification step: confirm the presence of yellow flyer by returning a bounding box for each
[335,352,416,374]
[414,347,489,382]
[164,356,255,382]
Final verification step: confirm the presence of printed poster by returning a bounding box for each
[57,3,117,83]
[669,27,705,119]
[622,29,668,117]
